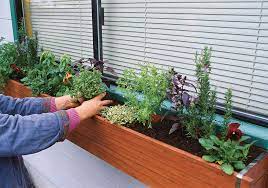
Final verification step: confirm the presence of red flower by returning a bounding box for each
[226,123,243,141]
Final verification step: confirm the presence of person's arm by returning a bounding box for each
[0,110,79,157]
[0,94,51,115]
[0,93,112,157]
[0,94,83,115]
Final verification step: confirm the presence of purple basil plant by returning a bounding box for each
[71,58,116,88]
[72,58,115,75]
[167,69,198,111]
[166,69,199,135]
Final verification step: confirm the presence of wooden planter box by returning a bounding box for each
[4,79,33,98]
[4,80,268,188]
[68,116,268,188]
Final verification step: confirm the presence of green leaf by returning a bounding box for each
[209,135,221,145]
[239,136,251,143]
[199,138,214,150]
[234,161,246,170]
[202,155,216,162]
[221,163,234,175]
[233,151,243,159]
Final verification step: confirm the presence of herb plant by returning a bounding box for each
[14,33,39,73]
[69,69,106,100]
[0,43,17,90]
[221,88,232,137]
[167,68,197,113]
[101,105,138,125]
[0,26,39,90]
[0,74,5,92]
[184,47,216,139]
[21,51,74,96]
[117,64,169,127]
[199,134,254,175]
[199,88,256,175]
[72,58,115,75]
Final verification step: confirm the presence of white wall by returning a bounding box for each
[0,0,14,43]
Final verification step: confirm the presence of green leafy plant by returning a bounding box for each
[69,69,106,100]
[199,86,256,175]
[11,24,39,80]
[0,26,39,89]
[116,64,169,127]
[0,74,5,92]
[0,42,17,90]
[199,135,255,175]
[101,105,138,125]
[221,88,232,137]
[18,33,39,71]
[184,47,216,139]
[21,51,74,96]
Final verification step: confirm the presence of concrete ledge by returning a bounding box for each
[23,140,146,188]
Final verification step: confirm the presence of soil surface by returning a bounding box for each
[126,120,265,168]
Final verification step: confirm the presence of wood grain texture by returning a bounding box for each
[4,80,32,98]
[4,80,268,188]
[68,115,268,188]
[240,154,268,188]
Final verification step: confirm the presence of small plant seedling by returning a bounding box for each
[101,105,138,125]
[69,69,106,100]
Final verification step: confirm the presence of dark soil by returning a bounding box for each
[127,120,265,168]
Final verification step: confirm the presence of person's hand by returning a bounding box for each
[55,95,84,110]
[75,93,113,121]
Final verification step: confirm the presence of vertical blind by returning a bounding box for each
[102,0,268,118]
[30,0,268,118]
[30,0,93,60]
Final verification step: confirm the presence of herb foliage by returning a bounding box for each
[117,64,169,127]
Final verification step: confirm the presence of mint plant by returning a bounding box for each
[69,69,106,100]
[21,51,74,96]
[184,47,216,139]
[101,105,138,125]
[117,64,169,127]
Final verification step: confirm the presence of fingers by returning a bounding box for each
[78,97,85,104]
[100,106,108,111]
[100,100,113,106]
[94,92,106,100]
[70,97,79,103]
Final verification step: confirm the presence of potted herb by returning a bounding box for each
[69,69,106,100]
